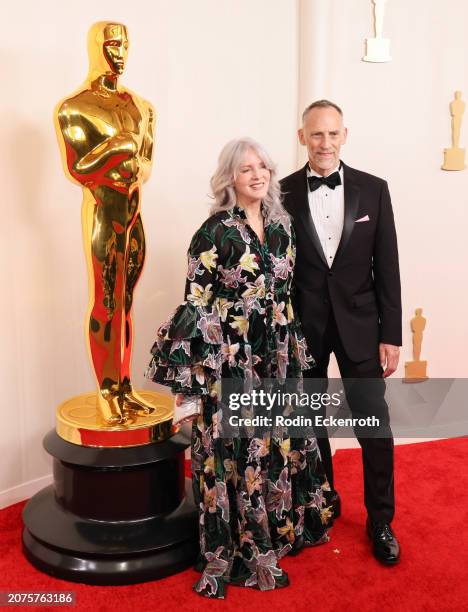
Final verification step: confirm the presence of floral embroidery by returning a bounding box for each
[277,517,295,544]
[187,282,213,307]
[287,300,294,322]
[221,338,240,367]
[198,311,223,344]
[218,265,247,289]
[266,467,292,519]
[187,256,204,281]
[244,548,285,590]
[239,245,260,274]
[217,298,234,322]
[245,465,263,496]
[222,215,252,243]
[272,301,288,326]
[229,314,249,342]
[270,253,293,280]
[200,245,218,272]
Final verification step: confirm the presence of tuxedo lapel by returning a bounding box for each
[333,163,360,266]
[292,164,328,267]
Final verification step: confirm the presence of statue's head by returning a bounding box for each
[87,21,129,78]
[415,308,422,315]
[455,91,462,100]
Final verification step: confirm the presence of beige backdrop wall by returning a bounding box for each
[297,0,468,449]
[0,0,299,508]
[298,0,468,376]
[1,0,467,507]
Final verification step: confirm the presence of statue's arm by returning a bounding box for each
[74,133,138,174]
[139,100,156,183]
[56,103,137,180]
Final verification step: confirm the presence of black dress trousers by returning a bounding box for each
[304,311,395,524]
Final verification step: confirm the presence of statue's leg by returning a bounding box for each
[412,335,421,363]
[121,210,155,414]
[414,340,421,363]
[375,6,384,39]
[87,195,129,424]
[121,210,145,381]
[453,117,461,149]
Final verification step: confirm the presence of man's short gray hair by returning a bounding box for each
[302,99,343,123]
[209,137,285,222]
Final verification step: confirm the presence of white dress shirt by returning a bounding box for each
[307,163,344,268]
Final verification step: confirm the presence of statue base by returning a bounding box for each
[441,147,466,171]
[363,38,392,62]
[56,390,174,447]
[403,360,429,383]
[22,427,198,585]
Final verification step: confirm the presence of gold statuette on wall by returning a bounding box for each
[54,22,172,444]
[404,308,429,383]
[442,91,466,171]
[363,0,392,63]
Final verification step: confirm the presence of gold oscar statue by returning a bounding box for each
[54,21,172,444]
[404,308,429,383]
[442,91,466,171]
[363,0,392,63]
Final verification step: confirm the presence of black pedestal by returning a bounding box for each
[22,426,199,585]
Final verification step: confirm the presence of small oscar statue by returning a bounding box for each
[442,91,466,171]
[363,0,392,63]
[404,308,429,383]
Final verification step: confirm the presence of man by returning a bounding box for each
[280,100,401,564]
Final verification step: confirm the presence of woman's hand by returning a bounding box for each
[173,394,201,426]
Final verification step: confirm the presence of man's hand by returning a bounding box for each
[175,393,184,407]
[379,343,400,378]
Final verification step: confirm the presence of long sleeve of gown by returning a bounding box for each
[145,224,223,395]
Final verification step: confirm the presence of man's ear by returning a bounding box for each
[298,128,305,145]
[342,127,348,144]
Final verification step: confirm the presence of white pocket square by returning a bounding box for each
[355,215,370,223]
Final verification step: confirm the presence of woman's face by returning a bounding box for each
[233,148,270,206]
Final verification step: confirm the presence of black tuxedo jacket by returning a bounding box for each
[280,162,402,362]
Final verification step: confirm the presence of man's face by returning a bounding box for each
[298,107,347,176]
[103,25,129,75]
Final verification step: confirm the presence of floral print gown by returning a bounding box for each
[146,205,331,598]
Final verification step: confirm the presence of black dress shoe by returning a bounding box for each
[366,519,400,565]
[288,535,304,556]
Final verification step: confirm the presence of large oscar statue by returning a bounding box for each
[53,20,173,438]
[22,22,198,585]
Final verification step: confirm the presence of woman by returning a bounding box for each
[146,138,331,598]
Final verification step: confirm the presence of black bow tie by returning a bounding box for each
[308,171,341,192]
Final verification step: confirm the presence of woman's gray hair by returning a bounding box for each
[209,137,286,222]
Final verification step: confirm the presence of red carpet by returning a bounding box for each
[1,438,467,611]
